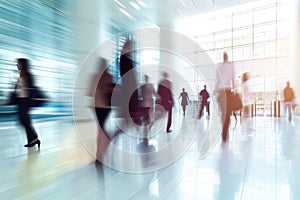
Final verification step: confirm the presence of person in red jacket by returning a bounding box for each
[198,85,210,119]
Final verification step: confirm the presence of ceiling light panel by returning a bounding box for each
[129,1,141,10]
[114,0,126,8]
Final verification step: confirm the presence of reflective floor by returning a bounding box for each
[0,108,300,200]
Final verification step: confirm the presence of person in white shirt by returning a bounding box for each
[241,72,255,133]
[140,74,160,140]
[215,52,235,144]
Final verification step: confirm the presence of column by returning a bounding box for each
[72,0,109,120]
[292,0,300,115]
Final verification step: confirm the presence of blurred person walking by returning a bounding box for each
[157,71,174,133]
[198,85,210,119]
[215,52,235,144]
[119,39,140,125]
[90,58,114,160]
[241,72,254,132]
[7,58,40,148]
[140,74,160,140]
[242,72,251,116]
[178,88,189,116]
[283,81,295,122]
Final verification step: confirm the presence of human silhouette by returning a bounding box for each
[215,52,235,144]
[157,71,174,133]
[242,72,250,116]
[283,81,295,122]
[140,75,159,138]
[178,88,189,116]
[119,39,140,125]
[90,58,114,160]
[7,58,40,148]
[198,85,210,119]
[240,72,254,132]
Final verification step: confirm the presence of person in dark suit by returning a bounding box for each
[8,58,40,148]
[198,85,210,119]
[119,39,140,124]
[157,71,174,133]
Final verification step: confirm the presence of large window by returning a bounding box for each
[177,0,293,115]
[0,0,76,116]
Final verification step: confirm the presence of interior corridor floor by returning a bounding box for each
[0,109,299,200]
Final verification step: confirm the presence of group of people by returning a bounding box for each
[5,45,297,153]
[178,85,210,119]
[178,54,297,146]
[92,40,175,159]
[178,52,296,146]
[215,52,297,145]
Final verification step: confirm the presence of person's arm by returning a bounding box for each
[151,84,160,100]
[231,62,235,91]
[5,82,18,105]
[292,88,296,100]
[169,84,174,105]
[231,79,235,92]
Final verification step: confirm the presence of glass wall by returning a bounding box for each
[0,0,76,117]
[177,0,293,116]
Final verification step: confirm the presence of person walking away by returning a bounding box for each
[241,72,254,132]
[215,52,235,144]
[141,75,160,140]
[178,88,189,116]
[119,39,140,125]
[90,58,114,161]
[157,71,174,133]
[198,85,210,119]
[283,81,295,122]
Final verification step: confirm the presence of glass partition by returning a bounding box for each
[0,0,76,118]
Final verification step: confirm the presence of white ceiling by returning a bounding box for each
[109,0,258,31]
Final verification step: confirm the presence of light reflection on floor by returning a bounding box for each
[0,113,299,199]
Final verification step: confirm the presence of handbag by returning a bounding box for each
[29,87,49,107]
[7,91,19,105]
[230,92,243,111]
[292,98,298,110]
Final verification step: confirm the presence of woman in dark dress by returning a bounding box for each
[14,58,40,148]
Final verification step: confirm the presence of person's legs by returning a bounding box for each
[18,98,38,144]
[95,108,111,138]
[142,107,151,138]
[218,90,231,143]
[166,106,172,132]
[287,102,292,121]
[95,108,111,161]
[182,105,186,116]
[206,102,210,116]
[284,102,288,118]
[223,91,232,142]
[222,109,231,142]
[198,103,204,119]
[142,107,151,125]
